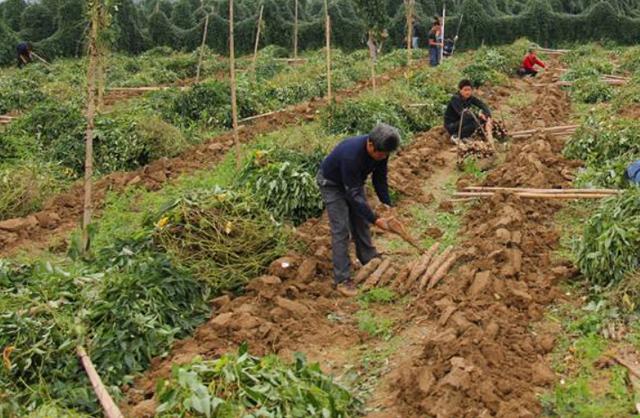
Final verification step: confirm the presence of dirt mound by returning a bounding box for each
[391,192,572,418]
[388,127,448,203]
[482,134,581,189]
[123,254,359,413]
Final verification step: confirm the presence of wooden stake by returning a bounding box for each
[463,187,620,195]
[229,0,241,169]
[368,32,377,91]
[405,0,414,65]
[251,4,265,74]
[196,3,211,83]
[324,0,332,102]
[453,192,617,200]
[77,346,123,418]
[293,0,299,58]
[82,1,100,254]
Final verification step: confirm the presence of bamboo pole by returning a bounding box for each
[324,0,332,102]
[77,346,124,418]
[196,4,210,83]
[368,32,377,91]
[463,187,621,194]
[293,0,299,58]
[229,0,241,169]
[251,4,265,74]
[440,4,446,63]
[509,125,579,137]
[82,1,99,254]
[405,0,413,66]
[453,192,616,200]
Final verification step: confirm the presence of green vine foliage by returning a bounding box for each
[3,0,640,65]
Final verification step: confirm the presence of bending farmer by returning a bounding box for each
[518,48,546,77]
[444,79,493,142]
[316,123,399,297]
[17,42,32,68]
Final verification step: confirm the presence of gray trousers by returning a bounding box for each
[317,172,379,284]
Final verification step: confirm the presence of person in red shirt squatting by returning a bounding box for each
[518,48,546,77]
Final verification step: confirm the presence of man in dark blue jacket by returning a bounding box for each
[316,123,400,297]
[17,42,32,68]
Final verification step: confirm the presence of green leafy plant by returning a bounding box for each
[237,148,324,225]
[154,189,289,292]
[574,188,640,286]
[569,76,613,104]
[0,162,69,220]
[155,346,360,417]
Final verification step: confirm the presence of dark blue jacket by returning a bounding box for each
[17,42,29,56]
[627,160,640,184]
[320,135,392,223]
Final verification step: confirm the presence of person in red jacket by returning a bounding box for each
[518,48,546,77]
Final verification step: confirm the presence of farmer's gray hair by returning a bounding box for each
[370,123,400,153]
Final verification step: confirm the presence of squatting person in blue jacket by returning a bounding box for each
[316,123,399,297]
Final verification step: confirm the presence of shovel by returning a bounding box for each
[386,217,424,253]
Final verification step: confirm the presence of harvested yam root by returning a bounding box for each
[419,246,453,290]
[363,258,392,290]
[408,243,440,284]
[354,258,382,284]
[427,253,459,289]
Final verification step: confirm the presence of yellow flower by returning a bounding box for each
[224,221,233,234]
[155,217,169,229]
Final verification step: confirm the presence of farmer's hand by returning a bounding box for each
[375,217,390,231]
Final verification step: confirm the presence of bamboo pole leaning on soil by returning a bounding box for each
[229,0,241,169]
[463,187,621,195]
[77,346,124,418]
[509,125,579,138]
[454,191,619,200]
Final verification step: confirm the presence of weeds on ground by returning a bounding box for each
[355,310,395,340]
[358,287,397,306]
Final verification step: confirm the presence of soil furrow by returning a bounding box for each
[0,64,413,257]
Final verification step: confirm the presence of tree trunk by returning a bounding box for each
[229,0,241,169]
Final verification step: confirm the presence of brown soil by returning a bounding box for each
[368,64,579,418]
[0,64,414,258]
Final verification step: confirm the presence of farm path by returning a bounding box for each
[364,61,582,417]
[125,58,582,417]
[0,62,415,258]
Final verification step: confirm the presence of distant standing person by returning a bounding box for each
[411,20,421,50]
[518,48,546,77]
[16,42,32,69]
[428,21,443,67]
[316,123,399,297]
[444,79,493,142]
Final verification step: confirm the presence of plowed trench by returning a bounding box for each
[125,61,579,418]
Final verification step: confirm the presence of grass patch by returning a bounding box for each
[358,287,397,305]
[355,310,395,340]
